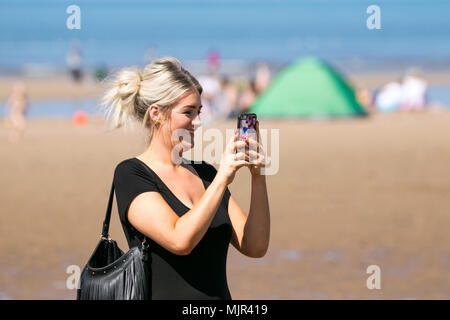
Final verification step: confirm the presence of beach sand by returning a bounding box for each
[1,111,450,300]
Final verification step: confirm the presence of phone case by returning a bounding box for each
[237,113,257,154]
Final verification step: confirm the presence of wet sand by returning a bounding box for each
[1,111,450,299]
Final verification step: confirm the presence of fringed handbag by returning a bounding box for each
[77,181,150,300]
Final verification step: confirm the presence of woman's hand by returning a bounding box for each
[216,131,250,186]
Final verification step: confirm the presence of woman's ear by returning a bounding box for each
[148,104,161,123]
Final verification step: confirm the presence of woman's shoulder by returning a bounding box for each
[114,157,141,174]
[114,157,156,183]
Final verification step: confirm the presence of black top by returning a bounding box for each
[113,157,232,300]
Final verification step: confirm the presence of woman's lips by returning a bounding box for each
[188,130,194,142]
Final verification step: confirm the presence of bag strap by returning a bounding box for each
[101,179,148,247]
[101,180,115,239]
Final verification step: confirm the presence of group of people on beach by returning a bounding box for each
[358,70,429,114]
[195,61,271,123]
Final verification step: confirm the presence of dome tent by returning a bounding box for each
[249,57,367,118]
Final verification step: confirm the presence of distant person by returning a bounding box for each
[197,73,221,123]
[67,40,83,82]
[94,64,109,82]
[356,88,374,113]
[400,70,428,112]
[237,79,257,114]
[374,80,402,113]
[101,57,270,299]
[215,76,238,119]
[206,50,221,74]
[254,62,271,94]
[6,82,29,144]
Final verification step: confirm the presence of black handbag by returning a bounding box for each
[77,181,150,300]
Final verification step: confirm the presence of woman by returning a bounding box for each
[102,57,270,300]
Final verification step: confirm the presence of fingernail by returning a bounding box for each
[234,130,238,135]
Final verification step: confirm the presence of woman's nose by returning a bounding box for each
[192,114,202,126]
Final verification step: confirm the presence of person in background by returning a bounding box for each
[237,79,257,115]
[400,69,428,112]
[197,72,221,124]
[233,63,271,117]
[67,40,83,82]
[6,82,29,144]
[254,62,271,94]
[214,76,238,119]
[207,50,221,74]
[356,87,375,113]
[374,79,403,113]
[94,64,109,82]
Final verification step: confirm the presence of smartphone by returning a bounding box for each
[237,113,257,152]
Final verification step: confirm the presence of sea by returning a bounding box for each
[1,0,450,71]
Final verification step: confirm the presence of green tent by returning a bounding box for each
[249,57,367,118]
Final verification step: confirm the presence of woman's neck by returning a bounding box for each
[139,137,185,169]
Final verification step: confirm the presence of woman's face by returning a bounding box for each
[164,89,202,151]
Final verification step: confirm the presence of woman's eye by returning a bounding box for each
[184,110,201,115]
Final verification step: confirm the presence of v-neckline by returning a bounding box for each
[133,157,207,211]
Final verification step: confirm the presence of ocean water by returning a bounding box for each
[1,0,450,70]
[0,99,97,119]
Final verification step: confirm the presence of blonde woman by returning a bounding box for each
[103,57,270,300]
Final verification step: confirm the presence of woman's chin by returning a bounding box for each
[180,140,194,151]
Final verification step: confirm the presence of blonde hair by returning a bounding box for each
[100,57,202,140]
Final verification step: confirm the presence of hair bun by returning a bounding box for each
[116,67,142,101]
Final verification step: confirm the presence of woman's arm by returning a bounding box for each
[128,134,250,256]
[229,175,270,258]
[128,176,228,255]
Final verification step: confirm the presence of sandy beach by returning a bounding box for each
[1,110,450,300]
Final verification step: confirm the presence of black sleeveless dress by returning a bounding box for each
[113,157,232,300]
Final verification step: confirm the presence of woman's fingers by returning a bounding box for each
[248,149,265,165]
[255,120,260,143]
[234,140,248,153]
[225,131,265,167]
[234,136,266,164]
[227,132,239,153]
[234,160,251,169]
[247,137,265,155]
[235,152,250,162]
[228,133,252,153]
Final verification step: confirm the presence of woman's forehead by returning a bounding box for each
[173,90,201,109]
